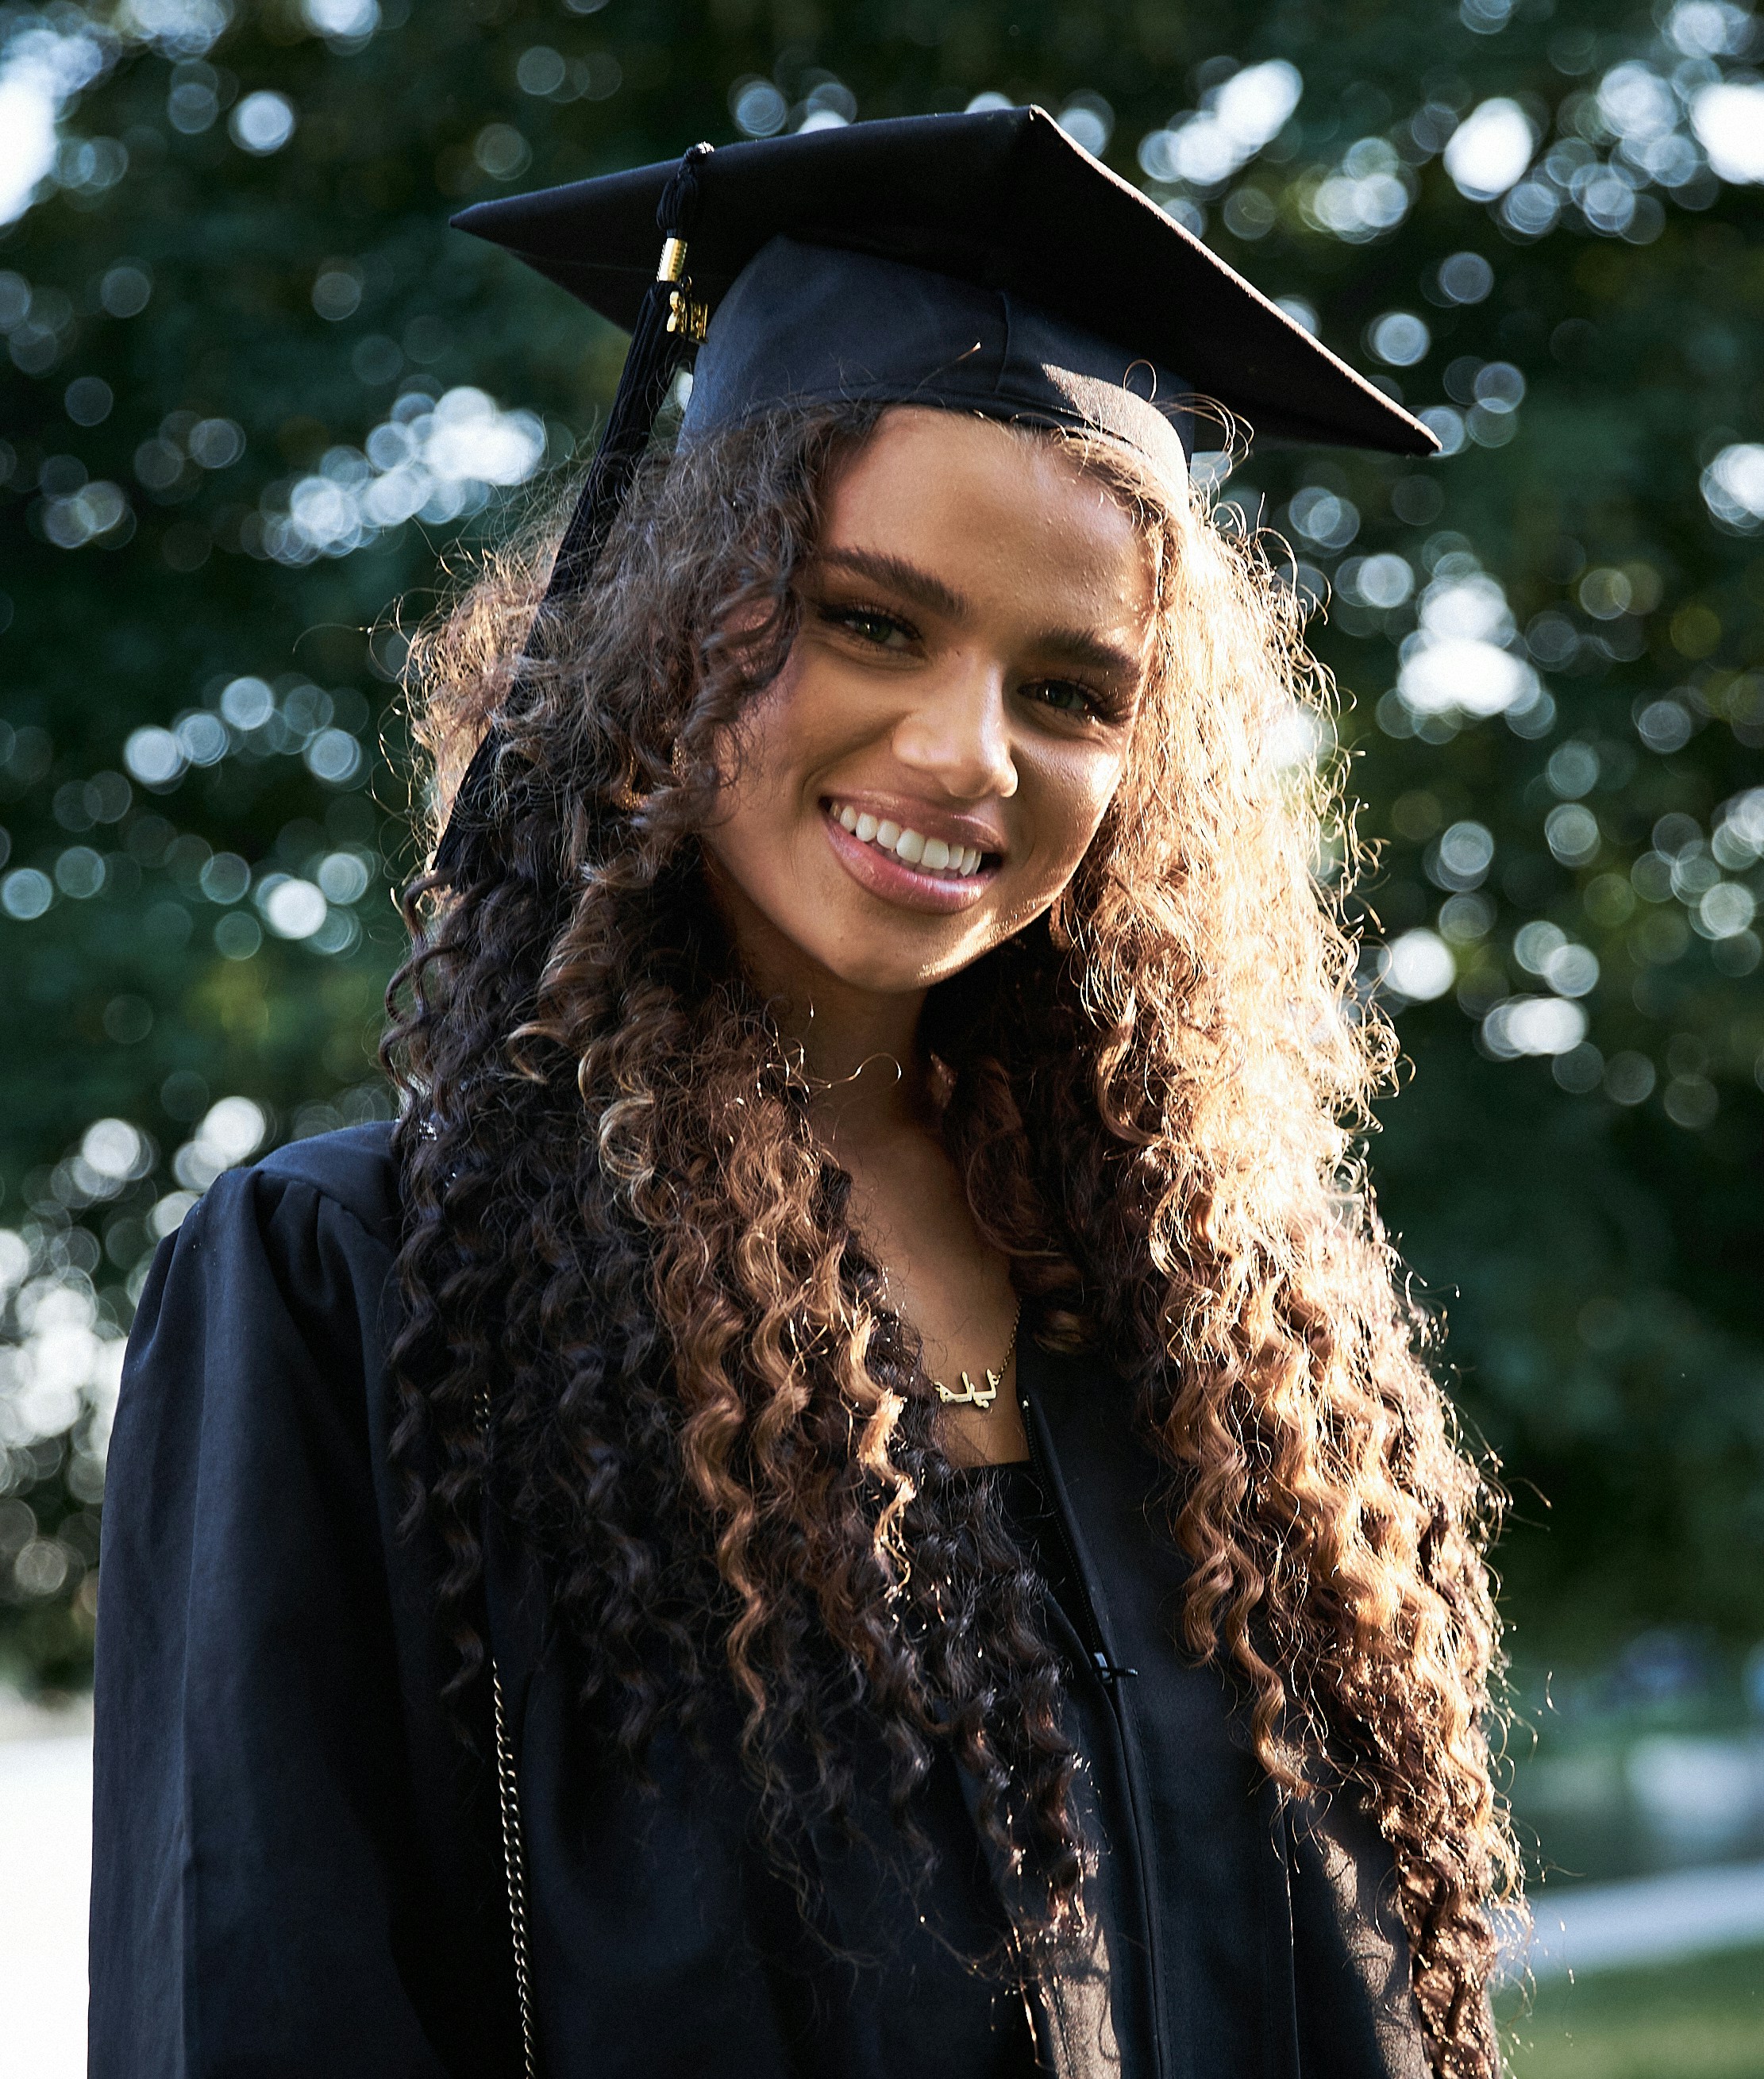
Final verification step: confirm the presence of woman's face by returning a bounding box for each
[702,407,1157,1003]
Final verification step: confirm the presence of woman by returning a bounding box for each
[93,111,1512,2078]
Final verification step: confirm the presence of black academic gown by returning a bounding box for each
[91,1124,1428,2078]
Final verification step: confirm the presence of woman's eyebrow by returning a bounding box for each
[1031,626,1145,684]
[815,545,971,622]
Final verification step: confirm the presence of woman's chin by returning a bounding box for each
[788,916,999,998]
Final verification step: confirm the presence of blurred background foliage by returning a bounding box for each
[0,0,1759,1756]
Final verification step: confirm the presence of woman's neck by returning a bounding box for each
[785,972,935,1153]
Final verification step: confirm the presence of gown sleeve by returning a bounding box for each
[88,1147,475,2078]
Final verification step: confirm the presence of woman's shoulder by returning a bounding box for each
[147,1119,402,1343]
[119,1124,410,1490]
[242,1117,402,1249]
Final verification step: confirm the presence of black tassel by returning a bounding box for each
[548,143,713,601]
[434,142,714,880]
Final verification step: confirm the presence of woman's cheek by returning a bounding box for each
[1045,751,1130,872]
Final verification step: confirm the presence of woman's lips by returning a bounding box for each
[820,802,998,912]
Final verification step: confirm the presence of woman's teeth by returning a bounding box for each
[833,803,985,877]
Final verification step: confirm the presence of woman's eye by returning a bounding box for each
[822,604,914,649]
[1026,679,1103,720]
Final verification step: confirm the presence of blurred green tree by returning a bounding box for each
[1,0,1759,1688]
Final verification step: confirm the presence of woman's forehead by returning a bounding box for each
[819,416,1156,615]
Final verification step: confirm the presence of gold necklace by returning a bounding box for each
[931,1303,1021,1411]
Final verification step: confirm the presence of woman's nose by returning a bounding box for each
[890,657,1018,800]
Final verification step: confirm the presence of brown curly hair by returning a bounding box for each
[383,398,1517,2070]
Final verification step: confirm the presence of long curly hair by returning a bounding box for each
[383,398,1516,2070]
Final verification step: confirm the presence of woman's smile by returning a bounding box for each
[820,794,1000,912]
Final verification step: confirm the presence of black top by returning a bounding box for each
[91,1124,1429,2078]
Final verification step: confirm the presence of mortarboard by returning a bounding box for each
[436,107,1435,874]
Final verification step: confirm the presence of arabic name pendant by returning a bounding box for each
[933,1303,1021,1412]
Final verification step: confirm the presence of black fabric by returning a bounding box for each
[1014,1347,1431,2079]
[452,107,1435,460]
[91,1123,1429,2079]
[89,1128,520,2078]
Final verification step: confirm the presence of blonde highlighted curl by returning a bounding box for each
[383,400,1517,2071]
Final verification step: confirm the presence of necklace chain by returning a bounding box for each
[931,1302,1021,1411]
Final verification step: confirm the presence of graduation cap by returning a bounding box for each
[435,107,1434,875]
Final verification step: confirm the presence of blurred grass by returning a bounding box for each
[1500,1946,1764,2078]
